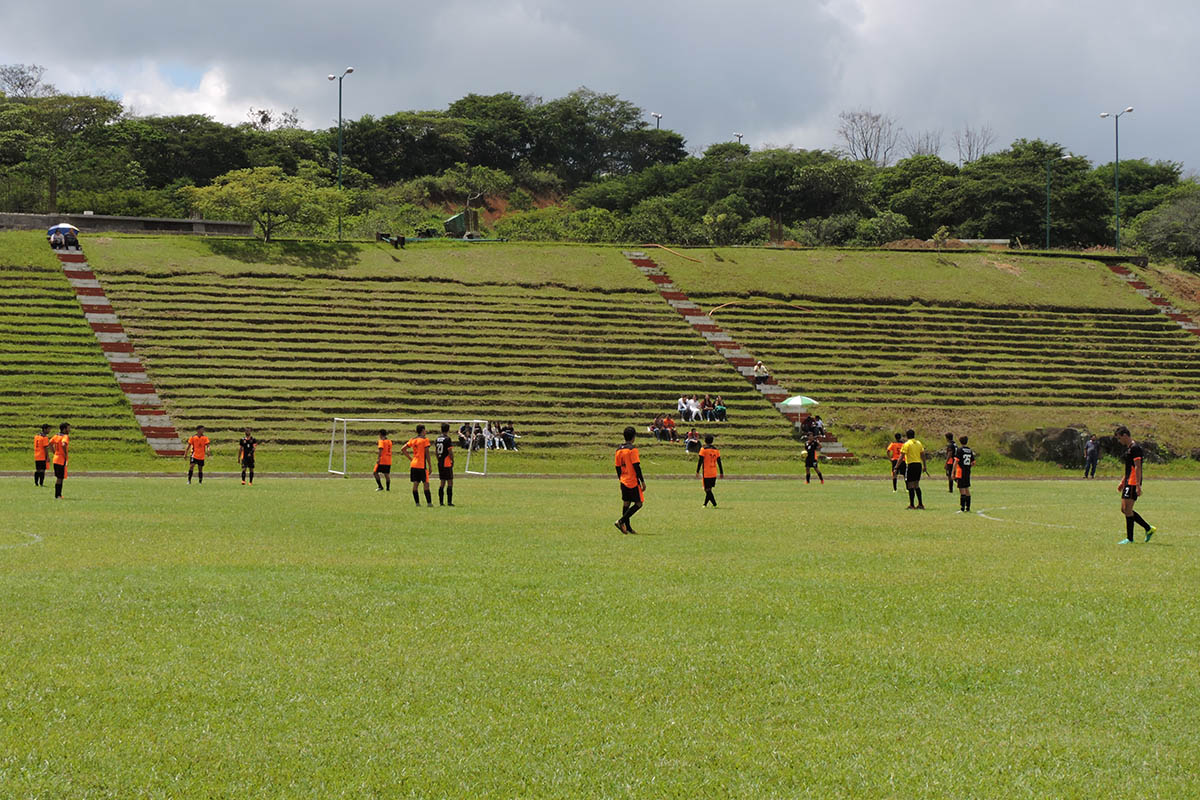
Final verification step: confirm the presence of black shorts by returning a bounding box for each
[945,461,955,475]
[1121,484,1139,501]
[241,458,255,469]
[190,458,205,467]
[890,459,900,474]
[805,457,818,468]
[35,459,46,471]
[374,463,391,474]
[703,476,717,490]
[905,462,922,483]
[621,484,643,503]
[438,465,453,481]
[53,463,66,479]
[957,474,971,489]
[410,467,429,483]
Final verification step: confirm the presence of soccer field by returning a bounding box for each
[2,475,1198,798]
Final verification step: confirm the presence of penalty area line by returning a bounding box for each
[0,531,44,550]
[974,506,1079,530]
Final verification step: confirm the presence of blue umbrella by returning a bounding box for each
[47,223,79,235]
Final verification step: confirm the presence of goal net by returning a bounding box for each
[327,417,489,476]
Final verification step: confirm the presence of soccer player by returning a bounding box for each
[185,425,210,485]
[1115,426,1157,544]
[885,432,904,492]
[435,422,455,506]
[374,429,392,491]
[47,422,70,499]
[34,423,51,487]
[954,435,975,512]
[899,428,928,509]
[238,428,258,485]
[401,425,433,507]
[697,433,723,507]
[804,432,823,484]
[614,426,645,534]
[943,432,957,493]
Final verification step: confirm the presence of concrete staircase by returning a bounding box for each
[1107,263,1200,336]
[623,250,853,460]
[52,245,185,456]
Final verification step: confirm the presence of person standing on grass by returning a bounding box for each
[238,428,259,486]
[886,432,904,493]
[47,422,70,499]
[401,425,433,507]
[943,432,958,493]
[614,426,645,534]
[1116,426,1157,544]
[697,433,723,507]
[804,432,824,485]
[34,424,51,487]
[185,425,210,485]
[1083,434,1100,479]
[954,436,975,513]
[374,429,392,491]
[435,422,455,507]
[900,428,928,509]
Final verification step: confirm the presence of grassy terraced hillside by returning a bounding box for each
[0,233,158,471]
[82,238,796,472]
[660,249,1200,463]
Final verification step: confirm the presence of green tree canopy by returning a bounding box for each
[185,167,339,241]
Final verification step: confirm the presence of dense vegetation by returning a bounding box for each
[1,63,1198,265]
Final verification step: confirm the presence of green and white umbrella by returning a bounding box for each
[781,395,819,408]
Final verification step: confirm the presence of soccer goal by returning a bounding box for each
[327,417,489,476]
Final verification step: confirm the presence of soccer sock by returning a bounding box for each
[817,469,823,483]
[892,474,897,490]
[248,469,254,484]
[447,485,453,504]
[1126,517,1135,540]
[625,502,642,522]
[412,488,420,506]
[424,488,432,505]
[966,495,971,511]
[188,466,194,482]
[385,477,390,491]
[704,489,715,506]
[949,476,954,492]
[908,488,915,505]
[375,473,382,489]
[1132,511,1151,531]
[241,467,247,482]
[438,486,445,504]
[197,465,203,484]
[54,481,62,498]
[915,487,923,506]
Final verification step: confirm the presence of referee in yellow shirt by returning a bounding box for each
[899,428,929,509]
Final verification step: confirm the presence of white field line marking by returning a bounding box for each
[974,506,1079,530]
[0,531,43,549]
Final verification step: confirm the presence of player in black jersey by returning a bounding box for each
[238,428,259,485]
[953,435,974,512]
[804,433,823,484]
[435,422,455,506]
[943,432,957,493]
[1115,426,1157,544]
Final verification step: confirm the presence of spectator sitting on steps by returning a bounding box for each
[753,361,769,385]
[713,396,727,422]
[685,428,701,454]
[813,416,825,436]
[49,231,65,249]
[701,394,714,421]
[677,395,689,421]
[686,395,702,422]
[661,414,678,441]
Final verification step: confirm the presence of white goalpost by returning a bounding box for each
[327,417,489,476]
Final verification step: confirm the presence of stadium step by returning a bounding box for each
[51,246,184,457]
[1107,263,1200,337]
[623,250,855,461]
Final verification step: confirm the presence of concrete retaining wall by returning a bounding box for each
[0,212,252,236]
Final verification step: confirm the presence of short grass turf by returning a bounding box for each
[2,476,1198,798]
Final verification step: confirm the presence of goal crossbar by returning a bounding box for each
[327,417,488,476]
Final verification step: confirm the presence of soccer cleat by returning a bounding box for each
[1145,526,1157,543]
[906,505,916,510]
[626,526,638,535]
[1118,538,1133,544]
[955,509,964,513]
[447,502,454,507]
[241,480,246,485]
[614,520,627,534]
[916,505,926,510]
[375,487,383,492]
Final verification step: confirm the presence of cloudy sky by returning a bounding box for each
[3,0,1198,170]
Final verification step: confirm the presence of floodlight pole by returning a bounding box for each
[1044,155,1070,250]
[1099,106,1133,251]
[328,67,354,240]
[651,112,662,129]
[734,132,744,144]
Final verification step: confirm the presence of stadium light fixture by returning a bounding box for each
[1098,106,1134,250]
[1044,155,1072,250]
[651,112,662,129]
[328,67,354,240]
[733,132,744,144]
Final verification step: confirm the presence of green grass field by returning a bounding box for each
[2,475,1197,797]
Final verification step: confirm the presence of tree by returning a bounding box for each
[837,108,902,166]
[903,129,942,158]
[439,162,513,210]
[953,124,995,164]
[246,107,301,131]
[1131,184,1200,271]
[0,64,56,98]
[185,167,338,241]
[23,95,124,212]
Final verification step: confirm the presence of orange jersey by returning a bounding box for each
[34,434,50,461]
[377,439,393,466]
[698,446,721,479]
[406,437,431,469]
[615,445,641,488]
[49,434,69,465]
[886,442,903,460]
[187,435,210,460]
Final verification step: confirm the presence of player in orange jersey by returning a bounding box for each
[886,432,904,492]
[696,433,724,507]
[47,422,70,499]
[33,423,51,487]
[185,425,211,484]
[614,426,645,533]
[374,429,393,491]
[401,424,433,507]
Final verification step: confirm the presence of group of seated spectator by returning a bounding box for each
[799,415,825,437]
[47,229,79,249]
[458,421,519,451]
[648,414,679,442]
[676,394,727,422]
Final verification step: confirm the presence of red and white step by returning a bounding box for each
[1108,264,1200,336]
[52,246,184,456]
